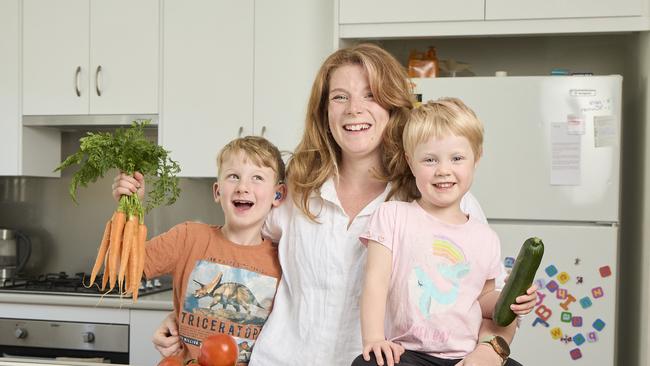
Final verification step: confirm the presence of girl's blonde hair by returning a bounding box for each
[217,136,286,184]
[286,43,414,220]
[389,97,484,202]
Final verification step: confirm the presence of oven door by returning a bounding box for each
[0,318,129,364]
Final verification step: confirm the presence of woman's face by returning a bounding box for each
[327,64,390,162]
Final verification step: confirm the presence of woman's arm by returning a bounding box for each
[360,241,403,366]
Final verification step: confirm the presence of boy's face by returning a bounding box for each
[213,151,283,234]
[407,134,478,215]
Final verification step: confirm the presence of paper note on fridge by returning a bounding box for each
[594,115,618,148]
[550,122,581,186]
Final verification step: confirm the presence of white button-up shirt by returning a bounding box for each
[250,178,487,366]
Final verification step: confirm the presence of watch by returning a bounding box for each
[479,335,510,365]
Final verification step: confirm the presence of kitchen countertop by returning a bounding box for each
[0,357,124,366]
[0,289,173,311]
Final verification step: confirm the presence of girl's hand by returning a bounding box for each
[152,312,183,357]
[112,171,145,202]
[455,343,503,366]
[362,340,404,366]
[510,283,538,316]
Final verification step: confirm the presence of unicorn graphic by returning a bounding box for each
[410,238,470,317]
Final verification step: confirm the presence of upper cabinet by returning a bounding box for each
[339,0,484,23]
[0,0,21,175]
[1,0,59,177]
[161,0,333,177]
[22,0,159,116]
[486,0,643,20]
[338,0,649,38]
[253,0,333,154]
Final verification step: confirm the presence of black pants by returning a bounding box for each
[351,350,523,366]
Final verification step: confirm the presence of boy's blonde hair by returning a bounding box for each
[287,43,414,221]
[389,97,484,202]
[217,136,286,184]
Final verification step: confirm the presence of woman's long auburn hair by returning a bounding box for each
[287,43,415,221]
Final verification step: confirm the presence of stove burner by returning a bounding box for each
[0,271,171,297]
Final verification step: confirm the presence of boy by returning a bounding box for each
[353,98,533,366]
[113,136,286,364]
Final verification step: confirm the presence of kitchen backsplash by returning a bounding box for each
[0,131,223,275]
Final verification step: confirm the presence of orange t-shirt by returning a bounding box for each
[144,222,281,364]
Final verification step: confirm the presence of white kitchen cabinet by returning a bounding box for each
[22,0,159,116]
[0,0,59,177]
[161,0,333,177]
[485,0,643,20]
[161,0,254,178]
[129,309,170,366]
[339,0,484,24]
[337,0,649,38]
[253,0,334,155]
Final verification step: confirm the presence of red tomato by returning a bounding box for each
[198,334,239,366]
[186,360,201,366]
[157,355,184,366]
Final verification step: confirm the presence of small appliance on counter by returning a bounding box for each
[0,228,31,280]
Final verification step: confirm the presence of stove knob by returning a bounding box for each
[83,332,95,343]
[153,278,162,287]
[14,328,28,339]
[145,280,153,289]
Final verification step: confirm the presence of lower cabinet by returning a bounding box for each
[129,309,172,366]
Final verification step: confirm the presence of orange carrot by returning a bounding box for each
[101,248,109,291]
[108,211,126,290]
[88,213,113,287]
[132,223,148,301]
[125,220,139,296]
[117,215,138,293]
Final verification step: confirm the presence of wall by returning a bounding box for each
[0,130,223,275]
[617,31,647,366]
[638,30,650,366]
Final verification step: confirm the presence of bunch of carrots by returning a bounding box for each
[90,195,147,299]
[55,121,180,301]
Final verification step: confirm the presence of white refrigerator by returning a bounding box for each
[413,76,621,365]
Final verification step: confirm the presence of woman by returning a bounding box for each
[120,44,535,365]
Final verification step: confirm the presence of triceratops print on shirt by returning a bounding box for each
[408,236,470,317]
[180,260,277,364]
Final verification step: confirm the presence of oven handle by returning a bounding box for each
[0,345,129,364]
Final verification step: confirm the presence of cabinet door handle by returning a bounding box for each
[238,126,244,137]
[260,126,267,137]
[74,66,81,97]
[95,65,102,96]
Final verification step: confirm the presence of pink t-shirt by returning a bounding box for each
[360,201,502,359]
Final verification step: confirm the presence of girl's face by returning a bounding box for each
[407,134,478,217]
[327,64,390,162]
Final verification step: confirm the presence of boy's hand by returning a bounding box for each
[112,171,145,202]
[362,340,404,366]
[153,312,183,357]
[510,283,538,316]
[455,343,503,366]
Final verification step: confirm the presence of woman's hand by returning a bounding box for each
[510,283,538,316]
[455,343,503,366]
[112,171,145,202]
[152,312,183,357]
[362,340,404,366]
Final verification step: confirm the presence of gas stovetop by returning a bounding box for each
[0,271,172,297]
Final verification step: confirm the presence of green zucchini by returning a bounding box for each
[493,237,545,326]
